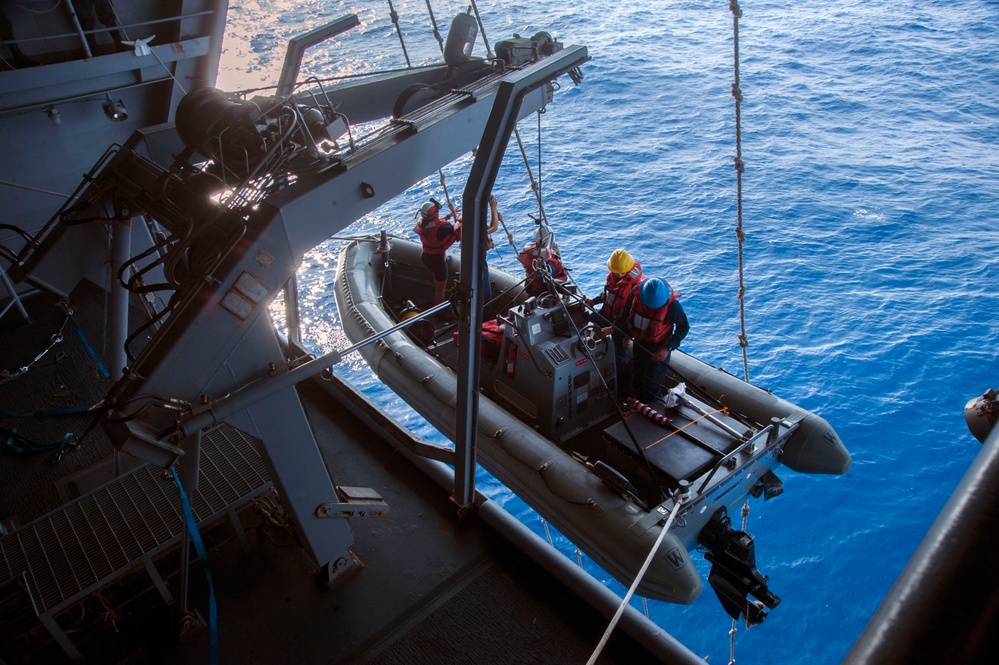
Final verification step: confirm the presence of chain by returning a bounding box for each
[0,314,70,386]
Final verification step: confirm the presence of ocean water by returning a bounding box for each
[218,1,999,662]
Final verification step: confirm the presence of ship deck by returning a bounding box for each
[0,281,697,664]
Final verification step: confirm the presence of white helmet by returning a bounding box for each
[419,201,439,220]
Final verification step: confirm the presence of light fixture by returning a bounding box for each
[46,105,61,126]
[102,94,128,123]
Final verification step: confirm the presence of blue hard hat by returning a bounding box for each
[639,278,670,309]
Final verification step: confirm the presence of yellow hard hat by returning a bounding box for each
[607,248,635,274]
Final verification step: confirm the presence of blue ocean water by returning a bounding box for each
[219,1,999,662]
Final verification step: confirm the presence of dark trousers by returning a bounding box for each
[632,343,672,404]
[72,0,123,51]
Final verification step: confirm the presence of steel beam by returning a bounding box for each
[276,15,360,98]
[454,45,589,507]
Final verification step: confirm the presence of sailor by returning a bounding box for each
[413,197,461,307]
[485,195,501,253]
[1,5,38,68]
[72,1,126,54]
[614,277,689,403]
[476,195,502,306]
[589,248,644,325]
[517,225,568,296]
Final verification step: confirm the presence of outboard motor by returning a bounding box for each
[699,507,781,627]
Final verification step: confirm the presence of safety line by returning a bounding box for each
[171,467,218,665]
[586,489,689,664]
[642,408,728,450]
[69,315,110,378]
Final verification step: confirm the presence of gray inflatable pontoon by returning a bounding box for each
[334,235,850,618]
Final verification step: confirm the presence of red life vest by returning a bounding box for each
[628,287,678,344]
[602,262,643,319]
[452,319,505,364]
[415,217,457,254]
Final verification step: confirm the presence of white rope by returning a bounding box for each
[726,501,751,664]
[586,489,689,665]
[148,46,188,95]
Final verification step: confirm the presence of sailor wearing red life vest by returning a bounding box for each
[413,197,461,306]
[591,248,644,321]
[613,277,690,403]
[517,225,568,296]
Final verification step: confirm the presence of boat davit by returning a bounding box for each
[334,234,850,622]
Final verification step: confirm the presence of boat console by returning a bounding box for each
[482,293,618,443]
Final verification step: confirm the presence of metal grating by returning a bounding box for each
[0,424,270,615]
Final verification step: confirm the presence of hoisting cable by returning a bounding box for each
[513,111,578,282]
[586,485,690,665]
[468,0,493,59]
[424,0,446,53]
[513,121,549,226]
[386,0,412,68]
[730,0,751,383]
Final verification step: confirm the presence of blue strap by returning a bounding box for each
[69,315,110,379]
[171,467,218,664]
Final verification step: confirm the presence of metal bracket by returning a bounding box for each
[115,419,185,468]
[315,486,389,518]
[316,549,364,589]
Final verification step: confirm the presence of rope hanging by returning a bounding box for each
[386,0,412,67]
[727,4,752,656]
[468,0,493,58]
[730,0,751,383]
[424,0,446,53]
[438,169,454,210]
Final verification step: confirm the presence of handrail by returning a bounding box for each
[695,421,794,495]
[0,10,217,47]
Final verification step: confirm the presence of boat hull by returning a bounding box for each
[335,237,703,603]
[335,235,852,604]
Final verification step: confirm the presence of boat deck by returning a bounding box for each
[0,282,697,663]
